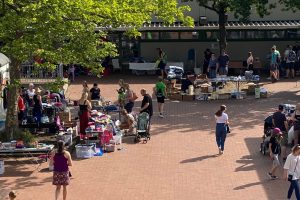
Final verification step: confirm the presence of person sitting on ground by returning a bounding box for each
[90,83,101,101]
[268,128,283,180]
[119,109,135,134]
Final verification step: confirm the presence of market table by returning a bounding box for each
[129,62,184,75]
[0,144,55,169]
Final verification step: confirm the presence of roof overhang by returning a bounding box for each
[96,20,300,32]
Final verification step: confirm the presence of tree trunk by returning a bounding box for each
[218,8,227,53]
[5,58,21,140]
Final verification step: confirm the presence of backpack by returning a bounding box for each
[288,50,296,62]
[156,87,163,98]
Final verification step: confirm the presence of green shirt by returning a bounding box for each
[155,82,166,96]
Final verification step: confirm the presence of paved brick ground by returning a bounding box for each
[1,74,300,200]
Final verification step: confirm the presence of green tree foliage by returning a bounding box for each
[182,0,298,51]
[0,0,194,139]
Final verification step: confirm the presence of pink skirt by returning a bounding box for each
[53,171,70,185]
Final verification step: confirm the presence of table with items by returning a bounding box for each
[75,111,122,158]
[0,142,54,167]
[168,74,268,101]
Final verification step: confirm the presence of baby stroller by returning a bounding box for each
[134,112,151,143]
[260,115,274,155]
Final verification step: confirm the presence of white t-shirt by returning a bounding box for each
[27,89,35,98]
[215,112,228,124]
[284,154,300,180]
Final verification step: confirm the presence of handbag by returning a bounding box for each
[132,92,138,101]
[288,157,299,181]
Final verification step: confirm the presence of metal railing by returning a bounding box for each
[20,64,63,79]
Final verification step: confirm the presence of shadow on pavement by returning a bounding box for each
[180,154,219,163]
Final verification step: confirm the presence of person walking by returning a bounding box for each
[78,92,91,135]
[157,48,167,79]
[215,105,229,155]
[217,49,229,76]
[140,89,153,119]
[283,145,300,200]
[52,140,73,200]
[273,105,289,161]
[207,53,218,79]
[154,77,167,118]
[268,128,282,180]
[291,103,300,145]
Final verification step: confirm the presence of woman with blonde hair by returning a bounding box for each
[78,92,91,135]
[124,83,135,113]
[291,103,300,145]
[82,81,89,94]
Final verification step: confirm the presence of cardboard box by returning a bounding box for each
[260,92,268,98]
[182,94,195,101]
[169,93,182,101]
[58,111,71,122]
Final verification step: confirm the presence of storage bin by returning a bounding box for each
[105,144,115,152]
[57,133,72,146]
[75,144,95,158]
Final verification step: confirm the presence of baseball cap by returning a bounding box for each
[278,105,284,110]
[273,128,282,135]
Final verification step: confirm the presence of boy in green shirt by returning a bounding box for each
[155,77,167,118]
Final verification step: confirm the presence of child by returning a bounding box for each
[9,190,17,200]
[268,127,282,179]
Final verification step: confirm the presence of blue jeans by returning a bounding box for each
[216,123,227,151]
[209,69,216,79]
[288,179,300,200]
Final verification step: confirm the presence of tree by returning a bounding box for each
[182,0,298,52]
[0,0,194,140]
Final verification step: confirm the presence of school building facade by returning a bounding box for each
[107,0,300,71]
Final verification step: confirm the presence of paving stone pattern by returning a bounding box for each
[1,74,300,200]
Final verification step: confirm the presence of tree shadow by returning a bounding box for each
[180,154,219,164]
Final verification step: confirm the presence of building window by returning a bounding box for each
[141,32,159,40]
[245,31,265,39]
[180,32,199,39]
[266,30,285,39]
[160,32,179,39]
[205,31,218,40]
[227,31,244,40]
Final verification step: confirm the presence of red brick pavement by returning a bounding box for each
[1,74,300,200]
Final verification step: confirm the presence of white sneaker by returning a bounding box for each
[159,113,164,118]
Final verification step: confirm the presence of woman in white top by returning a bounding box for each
[247,52,254,71]
[215,105,229,155]
[283,145,300,200]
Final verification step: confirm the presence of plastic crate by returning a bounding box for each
[75,144,95,158]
